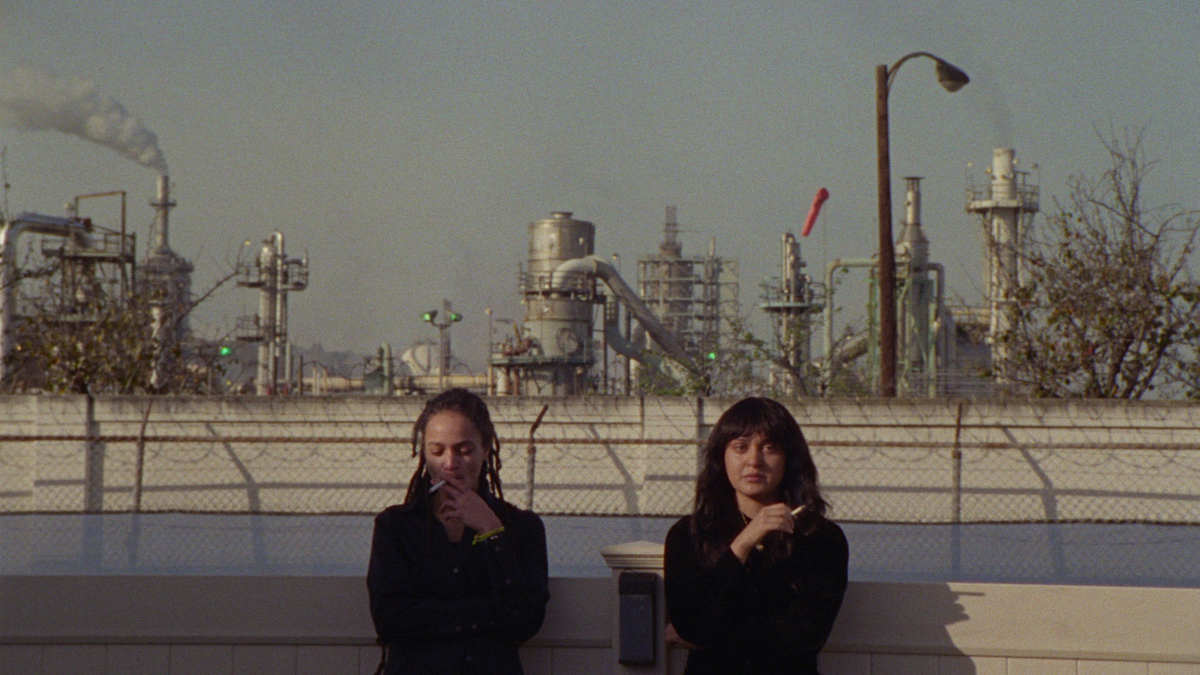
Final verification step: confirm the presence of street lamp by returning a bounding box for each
[422,299,462,392]
[876,52,968,397]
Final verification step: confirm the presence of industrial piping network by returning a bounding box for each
[549,255,700,375]
[0,213,96,383]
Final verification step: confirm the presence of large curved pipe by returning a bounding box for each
[550,256,698,374]
[0,213,96,383]
[603,303,662,371]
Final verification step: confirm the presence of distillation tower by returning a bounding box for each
[637,207,738,367]
[491,211,701,396]
[236,232,308,395]
[760,232,824,395]
[141,176,194,386]
[493,211,599,395]
[892,177,947,396]
[965,148,1039,382]
[845,177,947,396]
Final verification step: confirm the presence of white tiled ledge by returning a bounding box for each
[3,573,1199,673]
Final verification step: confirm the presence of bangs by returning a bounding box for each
[711,397,800,450]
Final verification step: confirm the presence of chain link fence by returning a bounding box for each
[2,396,1200,524]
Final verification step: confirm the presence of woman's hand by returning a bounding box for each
[436,474,503,535]
[730,503,794,562]
[664,622,700,650]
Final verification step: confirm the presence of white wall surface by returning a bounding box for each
[2,573,1199,675]
[2,395,1199,523]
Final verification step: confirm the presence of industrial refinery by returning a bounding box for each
[0,147,1041,398]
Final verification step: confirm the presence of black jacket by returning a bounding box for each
[664,515,848,675]
[367,494,549,675]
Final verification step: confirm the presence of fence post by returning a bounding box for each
[951,401,964,523]
[83,394,104,513]
[131,399,153,512]
[526,404,549,510]
[951,401,965,573]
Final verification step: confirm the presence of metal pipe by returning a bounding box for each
[928,262,947,394]
[822,257,876,392]
[603,303,662,370]
[256,240,275,395]
[0,213,95,383]
[273,232,286,394]
[526,404,549,510]
[150,175,175,253]
[382,343,393,396]
[551,256,698,374]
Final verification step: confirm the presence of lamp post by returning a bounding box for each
[876,52,968,397]
[422,299,462,392]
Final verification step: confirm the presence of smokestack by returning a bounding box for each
[990,148,1016,201]
[151,175,175,253]
[900,177,928,268]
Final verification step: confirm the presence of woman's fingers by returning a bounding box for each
[754,503,795,532]
[455,491,503,533]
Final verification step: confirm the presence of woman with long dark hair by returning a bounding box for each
[664,397,848,675]
[367,388,549,675]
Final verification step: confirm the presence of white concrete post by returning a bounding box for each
[601,540,673,675]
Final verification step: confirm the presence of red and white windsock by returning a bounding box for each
[801,187,829,237]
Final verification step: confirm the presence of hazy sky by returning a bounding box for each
[0,0,1196,369]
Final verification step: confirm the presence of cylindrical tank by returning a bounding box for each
[524,296,594,359]
[521,212,597,394]
[527,211,595,275]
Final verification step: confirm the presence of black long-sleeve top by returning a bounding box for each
[367,495,549,675]
[664,515,849,675]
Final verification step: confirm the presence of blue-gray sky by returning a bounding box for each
[1,0,1196,368]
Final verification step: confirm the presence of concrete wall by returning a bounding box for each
[3,572,1198,675]
[2,395,1200,522]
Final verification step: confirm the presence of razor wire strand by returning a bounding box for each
[4,422,1200,522]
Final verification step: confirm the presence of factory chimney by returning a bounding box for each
[142,175,194,388]
[966,148,1040,381]
[150,174,175,254]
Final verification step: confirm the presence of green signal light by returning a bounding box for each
[449,312,462,322]
[705,352,717,361]
[422,311,437,323]
[219,346,233,356]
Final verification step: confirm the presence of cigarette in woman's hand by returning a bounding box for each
[428,479,446,494]
[790,504,806,517]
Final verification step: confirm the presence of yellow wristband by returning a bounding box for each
[471,526,506,546]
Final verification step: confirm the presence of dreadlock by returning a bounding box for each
[403,388,504,506]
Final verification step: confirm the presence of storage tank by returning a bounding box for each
[527,211,595,275]
[489,212,600,395]
[522,213,596,383]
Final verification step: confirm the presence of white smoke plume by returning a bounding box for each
[0,65,167,174]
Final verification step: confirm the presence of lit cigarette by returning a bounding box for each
[791,504,806,517]
[428,479,446,494]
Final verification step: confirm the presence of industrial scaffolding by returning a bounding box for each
[43,192,138,322]
[637,207,739,365]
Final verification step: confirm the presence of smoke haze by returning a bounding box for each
[0,65,167,174]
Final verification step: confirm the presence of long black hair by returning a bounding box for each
[403,388,504,506]
[691,397,828,565]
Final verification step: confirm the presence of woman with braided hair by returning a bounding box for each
[367,388,549,675]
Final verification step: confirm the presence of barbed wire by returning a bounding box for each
[5,433,1200,522]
